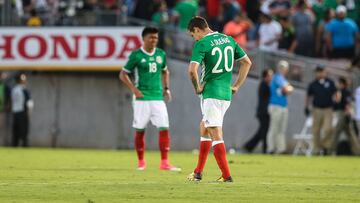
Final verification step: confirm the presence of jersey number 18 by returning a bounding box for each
[211,46,234,73]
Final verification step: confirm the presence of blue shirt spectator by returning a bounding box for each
[270,73,289,107]
[325,18,358,48]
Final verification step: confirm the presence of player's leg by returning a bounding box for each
[150,101,181,171]
[132,100,151,170]
[205,99,232,182]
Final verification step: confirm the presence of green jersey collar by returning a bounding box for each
[140,47,156,56]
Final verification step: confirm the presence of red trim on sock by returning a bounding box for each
[135,131,145,161]
[213,143,231,179]
[159,130,170,160]
[194,140,212,173]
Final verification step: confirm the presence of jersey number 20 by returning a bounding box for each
[211,46,234,73]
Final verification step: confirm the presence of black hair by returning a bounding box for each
[187,16,209,32]
[142,27,159,38]
[15,74,25,83]
[262,69,272,78]
[338,77,348,87]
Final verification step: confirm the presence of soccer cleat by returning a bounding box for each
[160,160,182,171]
[187,172,202,181]
[216,176,233,183]
[137,160,146,171]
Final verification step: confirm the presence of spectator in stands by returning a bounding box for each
[315,8,335,57]
[243,69,273,153]
[0,72,11,146]
[133,0,156,20]
[11,74,33,147]
[258,12,282,52]
[278,16,297,53]
[205,0,221,31]
[219,0,241,29]
[223,12,253,48]
[268,0,292,18]
[267,60,294,154]
[173,0,198,30]
[305,66,337,155]
[332,77,360,155]
[291,0,315,57]
[27,9,42,26]
[325,5,359,59]
[152,0,170,25]
[246,0,261,24]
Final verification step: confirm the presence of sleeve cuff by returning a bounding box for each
[190,61,200,65]
[122,68,131,73]
[235,54,248,61]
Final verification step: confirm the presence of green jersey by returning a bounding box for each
[191,32,247,101]
[123,47,167,101]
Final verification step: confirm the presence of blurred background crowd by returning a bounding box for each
[2,0,359,60]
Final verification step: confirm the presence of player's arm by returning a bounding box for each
[119,70,143,99]
[162,68,172,102]
[232,56,252,94]
[188,62,203,95]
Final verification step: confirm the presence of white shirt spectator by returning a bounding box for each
[356,86,360,121]
[11,85,25,113]
[259,20,282,51]
[11,84,33,113]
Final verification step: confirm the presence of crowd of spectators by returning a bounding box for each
[6,0,360,60]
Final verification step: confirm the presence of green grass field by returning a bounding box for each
[0,148,360,203]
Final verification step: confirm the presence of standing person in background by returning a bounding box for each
[305,66,337,155]
[223,12,253,49]
[278,16,297,54]
[325,5,359,59]
[356,86,360,134]
[267,60,293,154]
[11,74,33,147]
[243,69,273,153]
[258,12,282,52]
[291,0,315,57]
[315,8,335,57]
[26,9,42,26]
[331,77,360,155]
[0,72,11,146]
[173,0,198,30]
[119,27,180,171]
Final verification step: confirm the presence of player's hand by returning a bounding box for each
[196,85,204,95]
[231,86,239,95]
[164,89,172,102]
[133,88,144,99]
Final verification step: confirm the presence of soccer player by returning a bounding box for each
[119,27,180,171]
[186,16,252,182]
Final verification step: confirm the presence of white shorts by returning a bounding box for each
[201,98,231,128]
[132,100,169,129]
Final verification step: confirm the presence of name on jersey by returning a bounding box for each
[210,37,230,47]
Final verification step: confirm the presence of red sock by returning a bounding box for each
[213,142,231,179]
[135,131,145,161]
[194,137,212,173]
[159,130,170,160]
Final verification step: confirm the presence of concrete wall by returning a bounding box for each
[15,59,306,150]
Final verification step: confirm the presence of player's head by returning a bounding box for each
[141,27,159,49]
[187,16,210,41]
[277,60,289,75]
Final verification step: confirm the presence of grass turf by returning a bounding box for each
[0,148,360,203]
